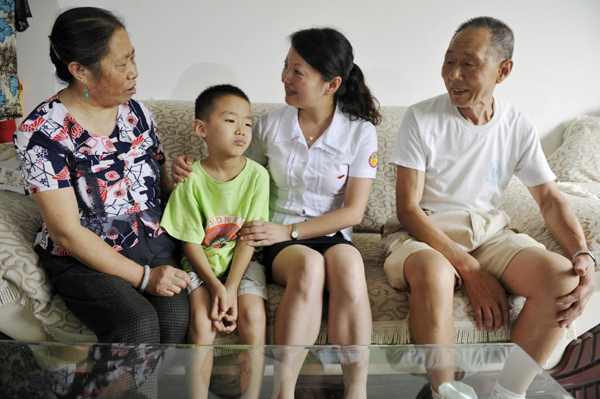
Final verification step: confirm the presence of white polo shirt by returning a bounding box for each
[245,104,378,241]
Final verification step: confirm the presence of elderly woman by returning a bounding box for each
[14,7,190,345]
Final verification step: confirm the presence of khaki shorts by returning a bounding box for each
[186,261,268,300]
[381,210,545,291]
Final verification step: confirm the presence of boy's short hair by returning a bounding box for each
[194,84,250,120]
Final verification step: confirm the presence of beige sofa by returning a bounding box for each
[1,100,599,371]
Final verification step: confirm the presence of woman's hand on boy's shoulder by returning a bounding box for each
[171,154,195,186]
[146,265,191,297]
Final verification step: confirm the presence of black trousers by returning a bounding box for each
[37,231,189,344]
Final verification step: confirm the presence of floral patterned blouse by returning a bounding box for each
[14,95,167,256]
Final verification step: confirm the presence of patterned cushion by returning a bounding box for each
[547,115,600,183]
[0,190,94,341]
[0,143,24,194]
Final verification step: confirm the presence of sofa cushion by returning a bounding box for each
[0,143,24,194]
[0,190,95,342]
[547,115,600,184]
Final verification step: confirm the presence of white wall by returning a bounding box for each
[17,0,600,155]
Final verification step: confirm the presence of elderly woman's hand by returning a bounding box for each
[146,265,191,296]
[239,221,293,247]
[171,154,195,185]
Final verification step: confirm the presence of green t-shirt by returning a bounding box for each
[160,158,269,277]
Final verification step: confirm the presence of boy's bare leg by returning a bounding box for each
[237,294,267,399]
[324,245,372,399]
[499,247,580,394]
[402,250,457,393]
[187,286,217,399]
[270,246,326,399]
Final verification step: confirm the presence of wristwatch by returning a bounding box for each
[572,249,598,270]
[291,223,299,240]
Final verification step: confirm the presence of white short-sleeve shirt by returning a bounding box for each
[389,94,555,214]
[245,104,378,240]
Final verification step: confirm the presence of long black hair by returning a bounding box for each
[49,7,126,83]
[289,27,381,126]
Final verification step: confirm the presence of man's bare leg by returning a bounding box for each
[499,247,580,395]
[402,250,457,393]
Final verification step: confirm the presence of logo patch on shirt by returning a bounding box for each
[486,161,502,187]
[369,151,378,168]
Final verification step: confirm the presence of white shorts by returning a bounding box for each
[186,260,268,300]
[381,210,545,291]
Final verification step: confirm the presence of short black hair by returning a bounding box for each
[50,7,126,83]
[453,16,514,60]
[194,84,250,120]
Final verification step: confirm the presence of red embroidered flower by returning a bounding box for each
[113,245,124,251]
[126,115,138,126]
[79,146,93,155]
[64,114,84,138]
[20,116,45,133]
[156,154,164,161]
[105,171,120,181]
[130,218,139,234]
[52,246,73,257]
[102,137,117,152]
[52,166,70,180]
[113,188,127,199]
[29,185,40,194]
[106,227,119,240]
[125,204,141,214]
[130,135,144,149]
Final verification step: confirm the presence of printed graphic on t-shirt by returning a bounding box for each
[203,215,245,249]
[486,161,502,187]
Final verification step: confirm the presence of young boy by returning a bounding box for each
[160,85,269,398]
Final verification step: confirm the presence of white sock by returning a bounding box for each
[490,381,525,399]
[431,386,443,399]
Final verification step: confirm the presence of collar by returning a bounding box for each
[274,104,350,155]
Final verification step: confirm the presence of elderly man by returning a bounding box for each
[382,16,596,399]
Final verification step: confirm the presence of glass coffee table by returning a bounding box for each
[0,341,571,398]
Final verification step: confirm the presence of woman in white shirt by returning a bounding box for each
[173,27,380,398]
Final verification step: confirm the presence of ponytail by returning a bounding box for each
[289,27,381,126]
[336,63,381,126]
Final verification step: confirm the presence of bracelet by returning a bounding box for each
[571,249,598,269]
[139,265,151,293]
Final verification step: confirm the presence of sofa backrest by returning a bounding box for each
[145,100,407,233]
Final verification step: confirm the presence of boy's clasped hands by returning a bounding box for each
[206,279,239,333]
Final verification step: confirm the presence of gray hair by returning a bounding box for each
[453,16,514,60]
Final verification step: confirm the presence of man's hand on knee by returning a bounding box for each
[461,266,511,333]
[556,256,595,328]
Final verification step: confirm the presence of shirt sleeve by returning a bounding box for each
[146,105,166,166]
[348,123,378,178]
[245,165,270,223]
[388,107,426,172]
[514,126,556,187]
[160,175,206,244]
[14,121,74,195]
[244,115,268,166]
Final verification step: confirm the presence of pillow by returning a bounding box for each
[547,115,600,183]
[0,142,25,194]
